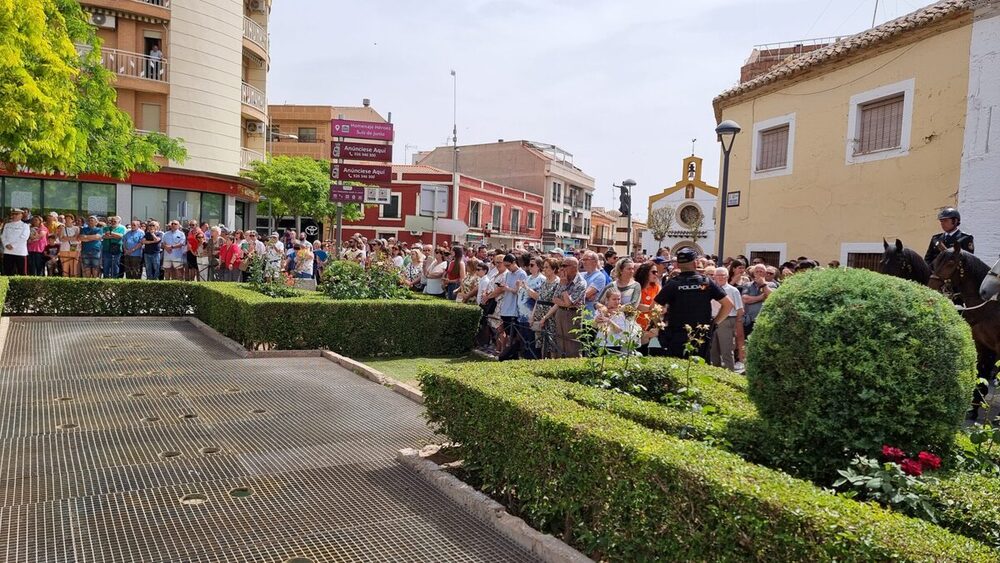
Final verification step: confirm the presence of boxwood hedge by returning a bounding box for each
[420,360,1000,561]
[0,277,478,357]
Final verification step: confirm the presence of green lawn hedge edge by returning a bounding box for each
[0,277,479,357]
[419,361,999,562]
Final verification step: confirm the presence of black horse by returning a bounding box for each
[930,245,1000,423]
[879,238,930,285]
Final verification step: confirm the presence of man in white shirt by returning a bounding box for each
[1,209,30,275]
[709,267,744,371]
[264,233,284,279]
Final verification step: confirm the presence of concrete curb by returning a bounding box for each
[185,317,250,358]
[321,351,424,404]
[397,448,592,563]
[0,317,9,358]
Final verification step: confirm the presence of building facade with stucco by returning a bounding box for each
[712,0,1000,267]
[642,155,718,258]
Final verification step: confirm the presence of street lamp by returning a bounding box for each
[714,119,741,261]
[265,131,297,234]
[614,179,636,257]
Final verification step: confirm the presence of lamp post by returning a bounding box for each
[714,120,741,261]
[264,131,297,234]
[614,179,636,257]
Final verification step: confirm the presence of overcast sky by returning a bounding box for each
[268,0,931,220]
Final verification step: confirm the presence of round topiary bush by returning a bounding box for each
[746,268,976,478]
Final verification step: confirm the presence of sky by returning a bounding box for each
[268,0,932,220]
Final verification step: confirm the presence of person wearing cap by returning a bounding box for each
[924,207,974,264]
[264,233,284,279]
[654,247,733,359]
[1,208,30,275]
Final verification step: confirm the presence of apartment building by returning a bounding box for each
[268,102,389,160]
[418,141,596,250]
[712,0,1000,265]
[0,0,269,230]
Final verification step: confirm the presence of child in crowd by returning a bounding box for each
[593,288,641,353]
[44,234,62,276]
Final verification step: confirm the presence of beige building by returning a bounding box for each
[418,141,596,250]
[0,0,273,230]
[268,103,388,160]
[712,0,1000,267]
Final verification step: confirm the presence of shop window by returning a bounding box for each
[81,183,116,219]
[201,193,224,226]
[3,177,41,216]
[43,180,79,218]
[169,190,201,224]
[133,186,169,226]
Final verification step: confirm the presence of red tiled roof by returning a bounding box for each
[713,0,972,117]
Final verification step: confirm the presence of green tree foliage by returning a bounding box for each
[746,268,977,479]
[0,0,185,177]
[241,156,362,224]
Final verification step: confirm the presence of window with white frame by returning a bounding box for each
[846,78,914,164]
[510,208,520,232]
[751,113,795,179]
[468,201,481,228]
[379,193,401,219]
[550,211,559,231]
[552,182,562,202]
[492,204,502,228]
[527,212,536,229]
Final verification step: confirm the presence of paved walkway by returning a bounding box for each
[0,318,537,562]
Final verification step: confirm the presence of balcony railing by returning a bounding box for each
[94,47,168,82]
[591,237,615,247]
[241,82,266,113]
[243,17,267,51]
[241,148,264,170]
[133,0,169,6]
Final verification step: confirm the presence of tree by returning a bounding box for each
[686,211,705,248]
[241,156,361,231]
[647,206,676,247]
[0,0,185,177]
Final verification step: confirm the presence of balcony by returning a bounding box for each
[133,0,168,5]
[243,17,268,51]
[241,148,264,170]
[591,237,615,247]
[93,46,168,81]
[241,81,266,120]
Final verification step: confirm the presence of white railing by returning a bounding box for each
[98,47,168,82]
[241,82,266,113]
[133,0,169,6]
[241,148,264,170]
[243,17,267,51]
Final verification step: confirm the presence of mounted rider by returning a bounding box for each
[924,207,975,264]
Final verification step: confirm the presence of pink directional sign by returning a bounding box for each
[329,185,365,203]
[331,119,394,141]
[331,141,392,163]
[330,162,393,185]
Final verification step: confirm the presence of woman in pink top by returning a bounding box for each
[27,215,49,276]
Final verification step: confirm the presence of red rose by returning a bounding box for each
[900,458,923,477]
[882,445,905,463]
[917,451,941,471]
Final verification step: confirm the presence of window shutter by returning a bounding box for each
[757,125,789,171]
[855,94,904,155]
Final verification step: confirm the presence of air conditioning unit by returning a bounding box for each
[409,230,422,237]
[249,0,266,12]
[88,12,116,29]
[484,222,493,231]
[245,121,264,134]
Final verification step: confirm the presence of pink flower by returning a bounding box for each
[882,445,906,463]
[900,458,923,477]
[917,451,941,471]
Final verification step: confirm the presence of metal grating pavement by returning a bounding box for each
[0,318,537,562]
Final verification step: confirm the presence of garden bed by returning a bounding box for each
[0,277,479,358]
[419,358,1000,561]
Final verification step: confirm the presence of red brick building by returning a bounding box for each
[342,165,543,249]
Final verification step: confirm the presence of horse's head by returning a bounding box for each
[879,238,908,277]
[929,242,964,291]
[980,257,1000,302]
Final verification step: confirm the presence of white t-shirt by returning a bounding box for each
[1,220,30,256]
[423,260,447,295]
[392,255,405,269]
[711,283,744,318]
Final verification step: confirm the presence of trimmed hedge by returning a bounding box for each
[420,361,1000,561]
[1,277,479,357]
[747,268,977,478]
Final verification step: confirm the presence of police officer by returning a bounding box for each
[654,248,733,358]
[924,207,974,264]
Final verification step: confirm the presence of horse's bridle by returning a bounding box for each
[929,250,965,302]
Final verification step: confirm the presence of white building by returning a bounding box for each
[641,155,718,257]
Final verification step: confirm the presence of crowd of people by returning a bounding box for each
[336,232,833,371]
[0,208,332,282]
[2,207,841,370]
